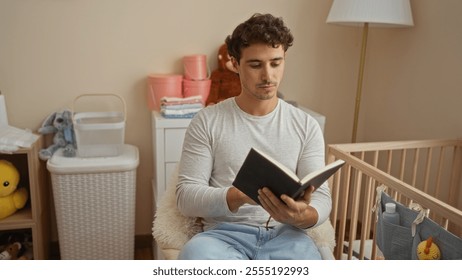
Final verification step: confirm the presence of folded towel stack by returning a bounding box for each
[160,95,204,119]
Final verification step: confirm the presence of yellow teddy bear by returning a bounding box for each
[0,160,29,220]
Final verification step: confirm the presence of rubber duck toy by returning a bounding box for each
[0,160,29,219]
[417,236,441,260]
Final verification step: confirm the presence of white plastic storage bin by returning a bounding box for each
[47,145,139,260]
[73,94,126,158]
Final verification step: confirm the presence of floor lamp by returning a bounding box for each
[326,0,414,143]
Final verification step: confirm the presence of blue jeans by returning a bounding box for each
[177,223,321,260]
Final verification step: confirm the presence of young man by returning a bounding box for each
[176,13,330,260]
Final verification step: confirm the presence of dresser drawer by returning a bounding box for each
[165,162,178,190]
[164,128,187,162]
[153,162,178,206]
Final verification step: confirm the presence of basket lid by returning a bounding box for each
[47,144,139,174]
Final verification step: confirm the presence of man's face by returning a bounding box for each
[232,43,285,101]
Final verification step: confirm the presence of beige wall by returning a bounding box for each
[1,0,461,237]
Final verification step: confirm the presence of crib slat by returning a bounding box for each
[397,149,406,201]
[359,176,374,259]
[435,146,445,201]
[334,163,351,259]
[347,168,362,259]
[423,147,432,194]
[449,145,462,208]
[406,148,420,206]
[331,172,341,225]
[411,148,419,188]
[360,150,379,256]
[328,153,340,226]
[399,149,406,180]
[386,150,393,174]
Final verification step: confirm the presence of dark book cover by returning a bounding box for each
[232,148,345,204]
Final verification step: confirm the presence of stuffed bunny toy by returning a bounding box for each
[38,110,76,160]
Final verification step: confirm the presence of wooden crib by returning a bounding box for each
[327,138,462,260]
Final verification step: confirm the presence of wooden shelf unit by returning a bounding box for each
[0,136,50,259]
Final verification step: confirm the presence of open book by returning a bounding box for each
[232,148,345,203]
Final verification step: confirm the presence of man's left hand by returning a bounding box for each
[257,186,319,228]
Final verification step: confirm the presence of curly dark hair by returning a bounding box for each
[225,13,294,63]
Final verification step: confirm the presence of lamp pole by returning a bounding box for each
[351,22,369,143]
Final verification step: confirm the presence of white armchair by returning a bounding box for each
[152,168,336,260]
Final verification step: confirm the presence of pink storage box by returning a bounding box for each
[147,74,183,111]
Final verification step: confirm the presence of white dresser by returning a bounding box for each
[151,106,325,259]
[151,111,192,212]
[151,111,192,259]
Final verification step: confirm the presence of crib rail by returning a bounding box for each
[327,139,462,260]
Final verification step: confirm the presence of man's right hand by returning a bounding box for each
[226,187,257,212]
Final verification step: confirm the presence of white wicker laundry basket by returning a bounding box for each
[47,145,139,260]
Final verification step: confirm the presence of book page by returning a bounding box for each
[252,147,300,182]
[299,160,345,187]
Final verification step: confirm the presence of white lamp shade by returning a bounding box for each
[327,0,414,27]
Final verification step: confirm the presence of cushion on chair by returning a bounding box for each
[152,169,202,251]
[152,167,336,260]
[307,218,336,260]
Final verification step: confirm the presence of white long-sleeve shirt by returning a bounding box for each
[176,98,331,230]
